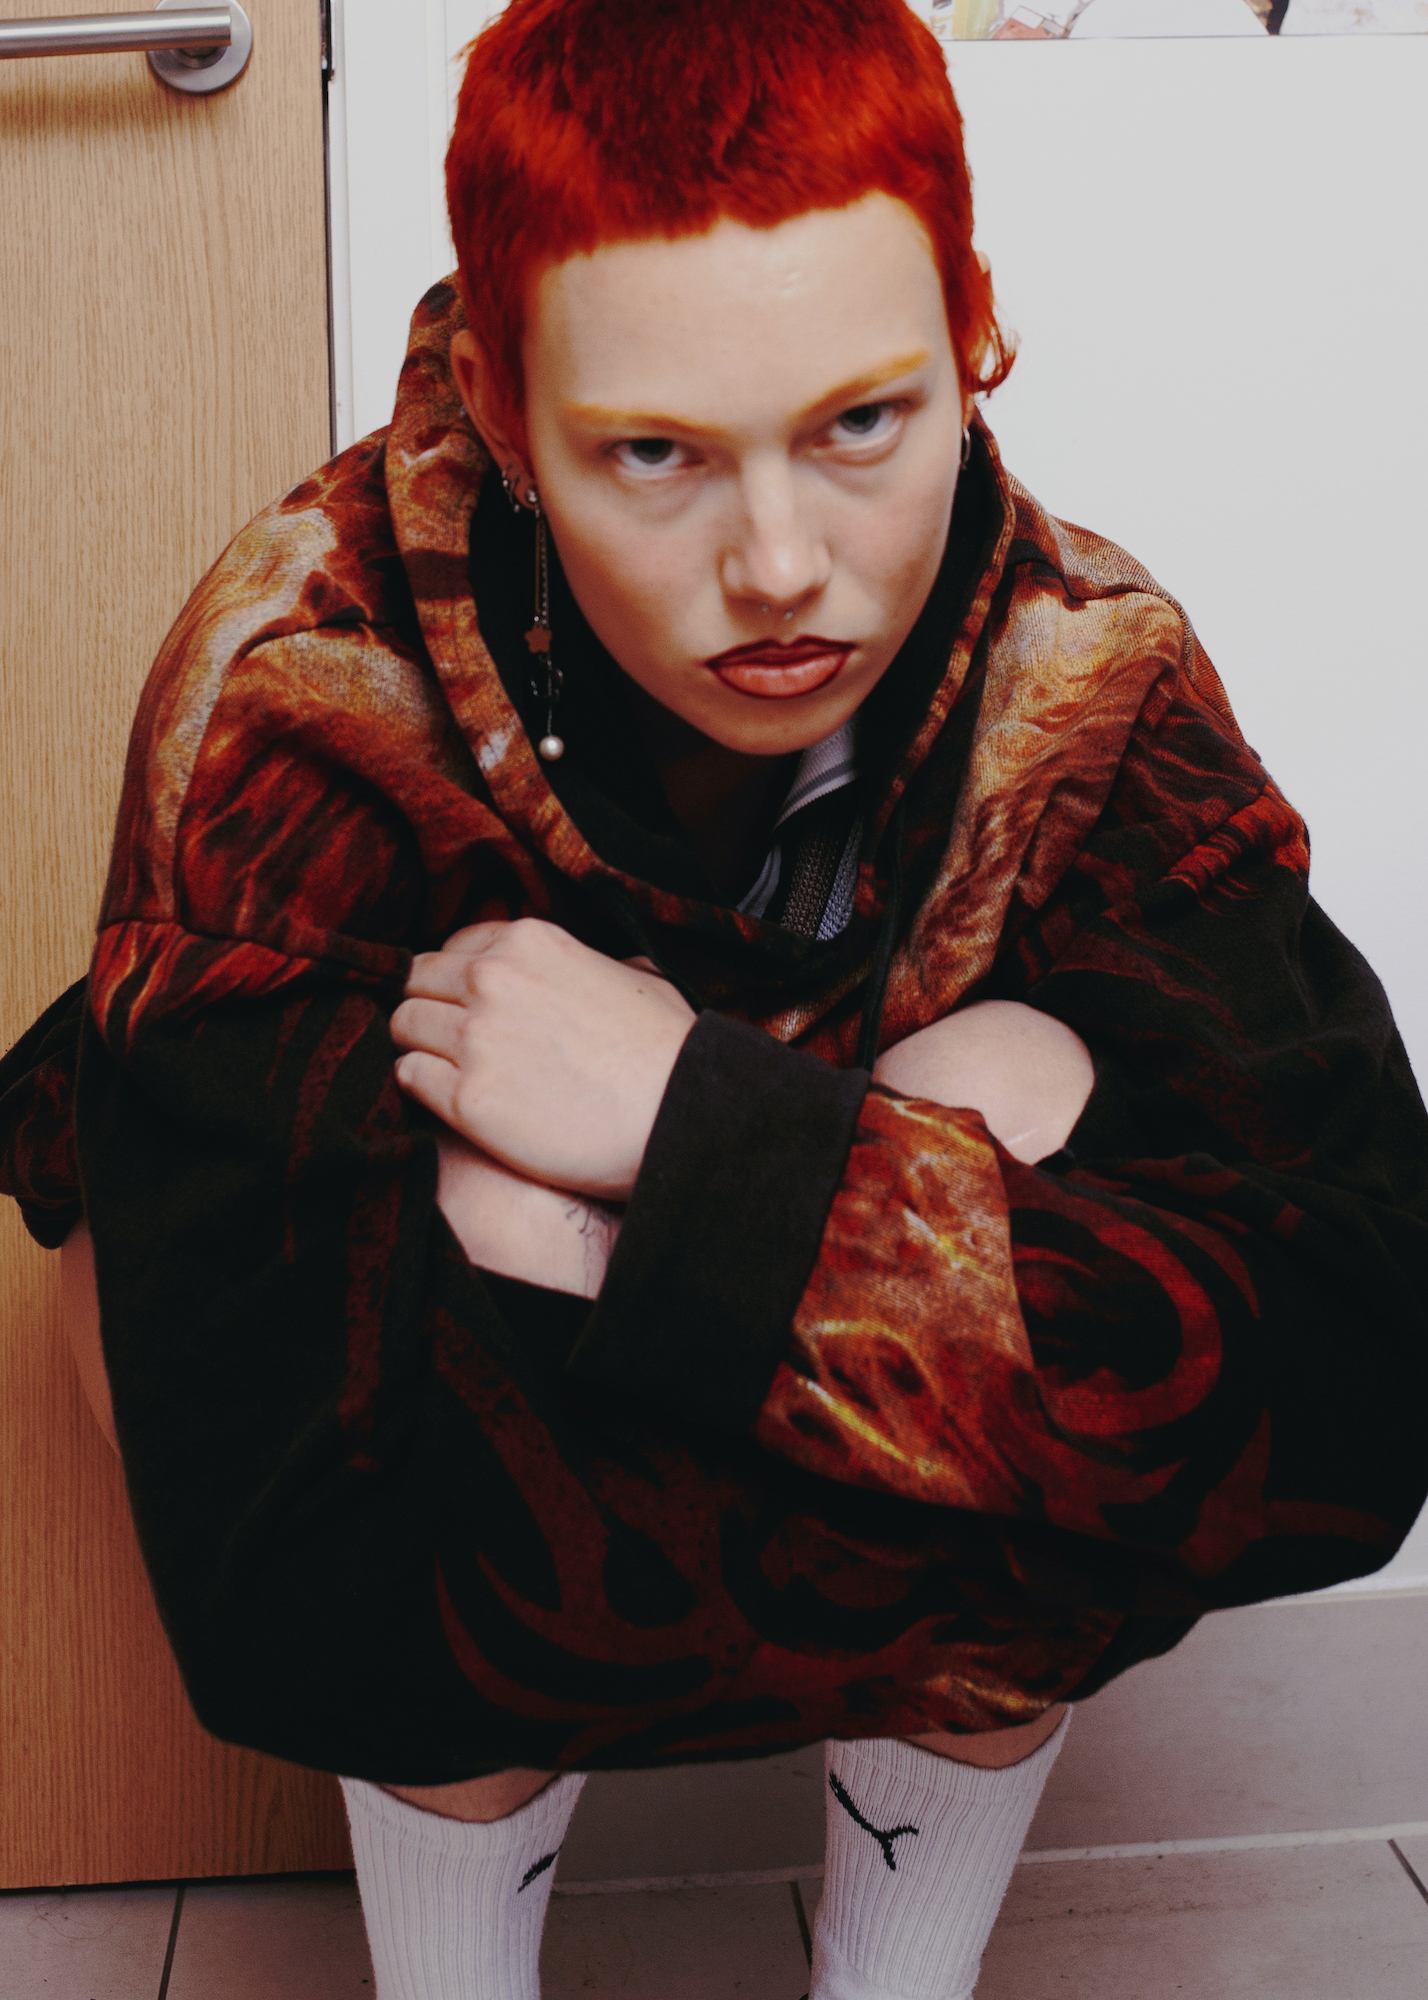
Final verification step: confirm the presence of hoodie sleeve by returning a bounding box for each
[571,684,1428,1615]
[0,977,88,1249]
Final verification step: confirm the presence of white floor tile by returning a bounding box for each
[977,1841,1428,1999]
[543,1882,809,1998]
[1030,1593,1428,1850]
[165,1876,374,1999]
[0,1885,175,2000]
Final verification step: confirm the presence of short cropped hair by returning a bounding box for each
[446,0,1014,453]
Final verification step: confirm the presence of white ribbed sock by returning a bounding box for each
[340,1771,585,2000]
[811,1713,1071,2000]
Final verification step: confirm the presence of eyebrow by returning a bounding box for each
[564,349,933,437]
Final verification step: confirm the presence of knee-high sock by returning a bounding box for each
[812,1713,1070,2000]
[340,1772,585,2000]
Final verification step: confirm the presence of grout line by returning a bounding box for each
[1019,1822,1428,1865]
[155,1883,184,2000]
[790,1878,813,1966]
[553,1821,1428,1895]
[1389,1839,1428,1906]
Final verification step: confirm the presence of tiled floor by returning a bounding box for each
[3,1839,1425,1998]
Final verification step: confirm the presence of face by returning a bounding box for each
[452,193,969,758]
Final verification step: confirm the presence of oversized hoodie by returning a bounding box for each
[3,282,1426,1783]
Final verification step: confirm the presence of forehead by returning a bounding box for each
[526,193,952,428]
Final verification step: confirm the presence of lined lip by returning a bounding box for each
[705,634,853,669]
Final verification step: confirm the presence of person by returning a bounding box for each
[2,0,1425,1993]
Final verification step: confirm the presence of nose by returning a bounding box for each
[719,457,831,619]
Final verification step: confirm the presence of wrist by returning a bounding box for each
[435,1134,620,1298]
[551,1192,622,1300]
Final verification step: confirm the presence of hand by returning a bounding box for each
[390,919,697,1200]
[435,1133,619,1299]
[873,1001,1093,1164]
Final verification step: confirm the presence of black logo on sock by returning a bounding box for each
[518,1849,559,1892]
[828,1772,919,1872]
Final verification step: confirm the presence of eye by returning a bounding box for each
[615,437,677,469]
[836,403,888,437]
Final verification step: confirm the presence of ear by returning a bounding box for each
[965,249,993,424]
[449,329,530,485]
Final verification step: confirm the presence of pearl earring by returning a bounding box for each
[521,490,564,762]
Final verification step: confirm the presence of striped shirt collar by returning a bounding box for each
[737,717,859,923]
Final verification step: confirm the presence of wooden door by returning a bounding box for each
[0,0,351,1887]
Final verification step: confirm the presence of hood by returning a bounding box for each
[383,279,1020,1047]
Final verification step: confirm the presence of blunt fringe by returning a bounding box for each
[446,0,1015,450]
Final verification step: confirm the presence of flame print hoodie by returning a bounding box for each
[2,282,1426,1783]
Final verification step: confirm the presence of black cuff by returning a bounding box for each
[567,1011,871,1436]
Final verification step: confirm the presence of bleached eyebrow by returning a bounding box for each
[564,349,933,437]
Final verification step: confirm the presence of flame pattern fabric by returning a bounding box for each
[3,281,1426,1780]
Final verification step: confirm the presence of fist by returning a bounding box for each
[389,919,696,1200]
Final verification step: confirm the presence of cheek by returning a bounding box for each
[550,512,702,673]
[843,479,955,615]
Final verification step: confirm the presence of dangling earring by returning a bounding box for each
[523,491,564,762]
[960,426,972,470]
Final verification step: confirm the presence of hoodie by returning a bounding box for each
[2,280,1424,1781]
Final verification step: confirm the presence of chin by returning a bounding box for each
[694,691,859,757]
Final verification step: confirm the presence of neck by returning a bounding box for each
[619,680,797,903]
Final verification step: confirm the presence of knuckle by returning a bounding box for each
[507,916,546,956]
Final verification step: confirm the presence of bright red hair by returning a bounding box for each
[446,0,1013,454]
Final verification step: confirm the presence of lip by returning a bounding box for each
[706,635,854,699]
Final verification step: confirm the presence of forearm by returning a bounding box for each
[435,1133,620,1299]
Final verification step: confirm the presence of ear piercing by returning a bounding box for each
[522,492,565,762]
[495,464,564,760]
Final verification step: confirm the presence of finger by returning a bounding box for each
[393,1048,462,1127]
[404,925,510,991]
[388,994,472,1062]
[405,956,474,1003]
[433,920,513,958]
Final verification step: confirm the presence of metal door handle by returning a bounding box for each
[0,4,252,93]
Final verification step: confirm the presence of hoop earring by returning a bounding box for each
[523,493,564,762]
[500,465,523,512]
[960,427,972,470]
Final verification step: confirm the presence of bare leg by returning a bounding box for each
[382,1770,554,1822]
[61,1220,119,1453]
[905,1701,1068,1769]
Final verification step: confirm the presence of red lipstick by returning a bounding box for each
[706,635,853,699]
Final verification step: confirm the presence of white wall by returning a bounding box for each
[327,0,503,450]
[329,13,1428,1588]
